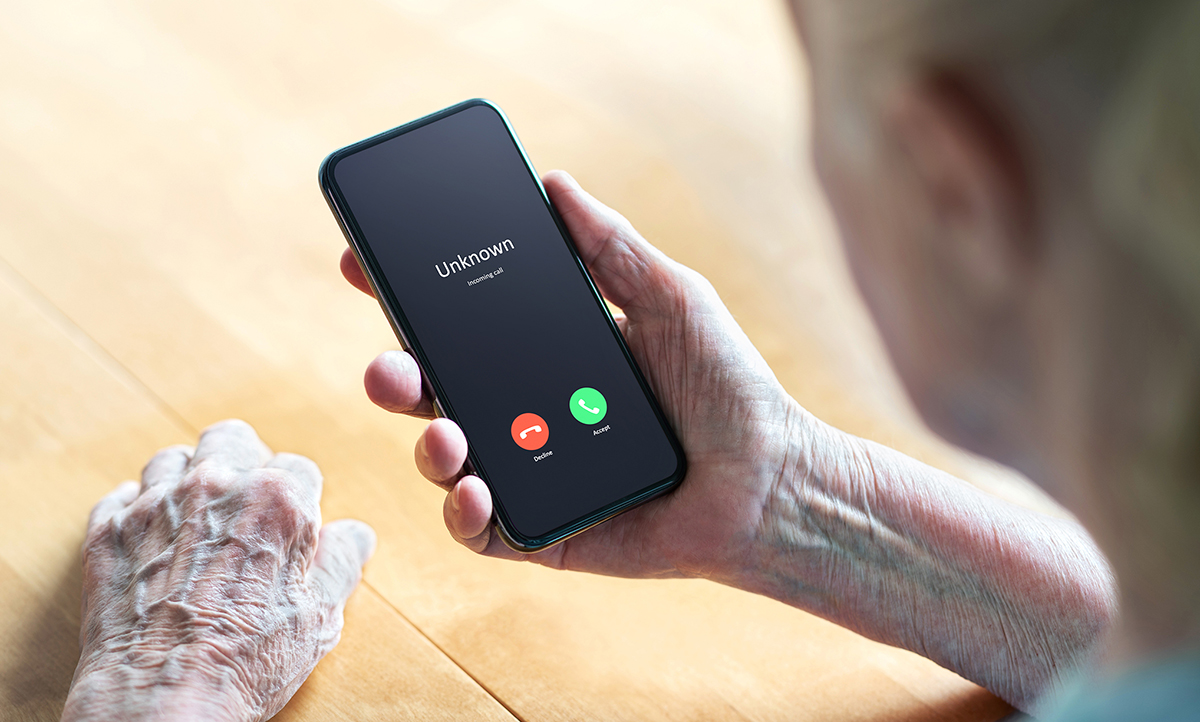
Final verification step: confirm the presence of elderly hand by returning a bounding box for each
[61,420,376,722]
[341,171,1115,709]
[340,170,803,581]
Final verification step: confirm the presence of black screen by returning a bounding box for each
[325,102,682,543]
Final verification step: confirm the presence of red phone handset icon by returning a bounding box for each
[511,413,549,451]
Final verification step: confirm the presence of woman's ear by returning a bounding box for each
[883,72,1038,308]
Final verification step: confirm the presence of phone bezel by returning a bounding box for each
[318,98,686,552]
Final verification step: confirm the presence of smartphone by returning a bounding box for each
[319,99,686,551]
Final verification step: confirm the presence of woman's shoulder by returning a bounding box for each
[1042,653,1200,722]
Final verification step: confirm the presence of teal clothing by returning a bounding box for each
[1041,655,1200,721]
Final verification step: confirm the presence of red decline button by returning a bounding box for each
[511,413,549,451]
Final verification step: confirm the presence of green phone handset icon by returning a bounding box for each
[569,387,607,424]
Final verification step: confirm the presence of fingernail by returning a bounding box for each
[451,483,461,512]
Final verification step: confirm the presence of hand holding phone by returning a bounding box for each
[323,101,687,550]
[337,142,1118,712]
[340,169,804,577]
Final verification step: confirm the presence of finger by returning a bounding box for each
[442,476,497,551]
[364,350,435,418]
[266,452,323,500]
[140,445,193,492]
[543,170,685,313]
[340,248,375,297]
[415,419,469,489]
[188,419,273,472]
[87,480,140,532]
[442,477,545,561]
[308,519,377,606]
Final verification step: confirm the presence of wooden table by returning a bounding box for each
[0,1,1052,719]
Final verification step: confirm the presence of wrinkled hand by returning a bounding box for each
[61,420,376,722]
[341,172,1119,711]
[341,170,809,581]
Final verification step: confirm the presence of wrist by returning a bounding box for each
[739,410,964,642]
[63,649,255,722]
[668,398,835,589]
[736,407,868,609]
[737,408,1115,709]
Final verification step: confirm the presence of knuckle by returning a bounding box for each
[176,464,237,499]
[254,470,297,507]
[124,485,167,526]
[248,470,316,531]
[141,445,188,474]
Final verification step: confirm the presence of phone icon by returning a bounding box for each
[511,413,549,451]
[569,387,607,424]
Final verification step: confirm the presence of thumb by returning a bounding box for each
[308,519,377,607]
[543,170,689,314]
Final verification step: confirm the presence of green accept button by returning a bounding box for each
[569,387,607,424]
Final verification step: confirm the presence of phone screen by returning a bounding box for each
[321,100,684,548]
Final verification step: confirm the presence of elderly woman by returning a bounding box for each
[63,0,1198,720]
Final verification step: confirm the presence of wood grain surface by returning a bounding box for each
[0,0,1049,719]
